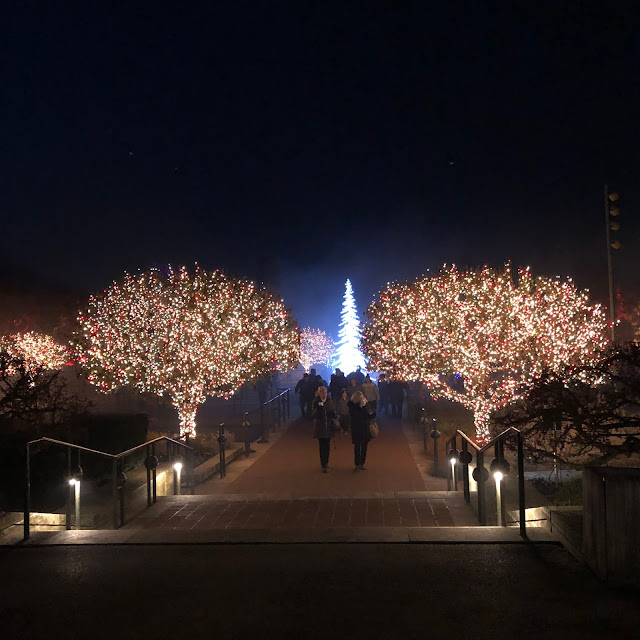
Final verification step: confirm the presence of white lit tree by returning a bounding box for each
[0,332,69,374]
[362,265,609,442]
[335,279,366,374]
[75,266,300,438]
[299,328,334,372]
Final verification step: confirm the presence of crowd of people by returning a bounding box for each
[295,366,410,473]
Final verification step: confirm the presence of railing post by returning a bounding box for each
[24,442,30,541]
[243,413,251,458]
[118,461,126,527]
[431,419,440,476]
[112,458,119,529]
[152,443,157,503]
[218,423,227,478]
[190,447,195,495]
[146,444,152,507]
[461,440,471,503]
[286,389,291,419]
[517,431,527,538]
[66,448,72,530]
[477,450,486,525]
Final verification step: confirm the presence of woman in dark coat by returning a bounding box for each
[348,390,375,471]
[312,386,336,473]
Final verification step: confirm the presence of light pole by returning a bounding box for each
[604,185,621,342]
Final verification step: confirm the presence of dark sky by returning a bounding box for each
[2,1,640,338]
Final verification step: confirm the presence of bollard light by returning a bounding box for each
[494,470,504,526]
[173,460,183,496]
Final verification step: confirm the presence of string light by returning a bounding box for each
[0,331,69,373]
[74,266,300,438]
[362,265,609,442]
[299,327,334,371]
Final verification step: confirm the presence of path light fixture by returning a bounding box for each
[493,470,504,526]
[173,459,183,496]
[490,458,510,527]
[67,466,83,530]
[447,448,459,491]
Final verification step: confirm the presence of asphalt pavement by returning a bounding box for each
[1,542,638,640]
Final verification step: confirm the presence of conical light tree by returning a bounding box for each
[362,265,609,442]
[335,279,366,374]
[299,328,334,372]
[74,266,300,438]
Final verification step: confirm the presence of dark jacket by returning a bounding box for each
[312,397,336,439]
[348,400,375,444]
[329,373,348,399]
[389,380,407,402]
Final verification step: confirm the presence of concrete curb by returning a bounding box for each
[10,526,560,547]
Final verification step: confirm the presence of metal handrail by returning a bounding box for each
[445,427,526,537]
[24,434,194,541]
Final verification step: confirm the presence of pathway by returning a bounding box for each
[129,414,477,530]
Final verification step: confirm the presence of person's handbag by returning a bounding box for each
[369,420,380,439]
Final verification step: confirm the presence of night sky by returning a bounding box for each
[2,2,640,338]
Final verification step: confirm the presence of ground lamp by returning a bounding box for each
[67,467,83,530]
[173,459,183,496]
[447,448,458,491]
[490,458,511,526]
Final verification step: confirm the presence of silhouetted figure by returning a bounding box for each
[389,378,407,418]
[348,365,365,385]
[329,368,348,400]
[295,373,310,416]
[377,373,390,414]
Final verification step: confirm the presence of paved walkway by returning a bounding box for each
[110,413,478,531]
[130,493,468,530]
[206,414,440,496]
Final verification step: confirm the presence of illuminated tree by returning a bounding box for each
[362,265,609,442]
[299,327,333,372]
[75,266,300,438]
[0,332,69,374]
[335,279,366,374]
[0,333,86,433]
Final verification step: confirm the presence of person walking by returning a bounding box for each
[348,390,375,471]
[348,366,365,385]
[389,377,407,418]
[329,368,348,400]
[334,387,351,434]
[295,373,310,416]
[312,386,337,473]
[362,375,379,412]
[347,376,363,398]
[302,373,318,418]
[377,373,390,415]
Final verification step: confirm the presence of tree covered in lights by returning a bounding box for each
[299,327,334,372]
[335,279,366,374]
[0,331,69,374]
[362,265,609,442]
[1,332,86,433]
[75,266,300,438]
